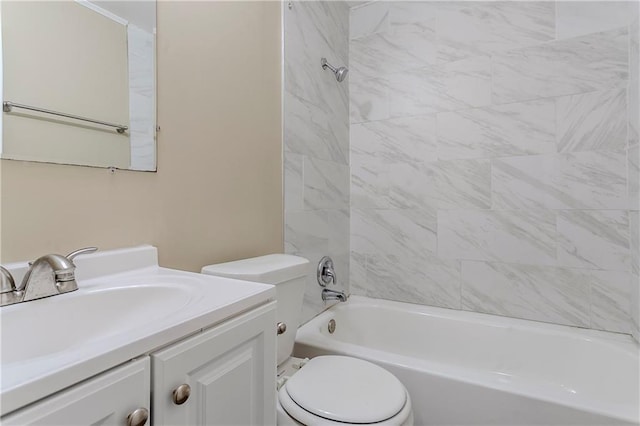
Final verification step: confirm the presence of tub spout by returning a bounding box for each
[322,288,347,302]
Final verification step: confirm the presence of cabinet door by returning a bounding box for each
[2,358,150,425]
[152,302,277,426]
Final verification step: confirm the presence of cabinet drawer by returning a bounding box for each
[2,358,150,426]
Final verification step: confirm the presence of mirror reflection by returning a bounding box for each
[0,0,156,171]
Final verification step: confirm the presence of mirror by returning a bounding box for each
[0,0,156,171]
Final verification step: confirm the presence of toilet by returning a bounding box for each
[202,254,414,426]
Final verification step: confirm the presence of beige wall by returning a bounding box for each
[0,1,283,272]
[2,1,130,168]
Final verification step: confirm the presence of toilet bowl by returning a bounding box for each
[276,356,413,425]
[202,255,414,425]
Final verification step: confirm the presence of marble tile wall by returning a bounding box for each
[350,1,639,335]
[630,14,639,341]
[284,1,351,323]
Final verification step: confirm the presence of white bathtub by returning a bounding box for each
[294,296,639,425]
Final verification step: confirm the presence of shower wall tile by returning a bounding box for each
[630,18,639,142]
[328,209,351,257]
[437,99,556,160]
[349,251,368,294]
[627,139,640,211]
[351,208,437,258]
[556,88,627,153]
[631,18,639,217]
[322,1,350,62]
[331,252,351,293]
[492,151,628,210]
[491,155,557,210]
[351,157,390,209]
[349,1,637,335]
[303,157,350,210]
[285,1,350,323]
[631,143,640,211]
[386,162,439,210]
[284,153,304,213]
[492,28,628,104]
[436,1,555,63]
[557,210,630,271]
[367,254,461,309]
[288,1,349,64]
[631,212,639,277]
[350,1,389,40]
[284,90,349,164]
[438,56,492,111]
[285,210,329,255]
[350,121,394,208]
[631,212,640,338]
[352,115,438,166]
[388,1,436,34]
[590,269,632,333]
[556,1,636,40]
[287,209,347,324]
[632,274,640,340]
[286,24,342,102]
[350,77,389,123]
[438,209,557,266]
[387,68,437,117]
[388,56,491,117]
[461,261,591,327]
[434,159,491,209]
[350,30,437,80]
[544,150,628,210]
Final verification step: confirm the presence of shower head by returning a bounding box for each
[321,58,349,83]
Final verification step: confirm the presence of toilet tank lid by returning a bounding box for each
[201,254,309,285]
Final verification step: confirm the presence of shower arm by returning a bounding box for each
[321,58,338,73]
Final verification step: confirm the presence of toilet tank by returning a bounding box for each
[201,254,309,366]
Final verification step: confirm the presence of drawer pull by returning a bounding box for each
[172,384,191,405]
[277,322,287,335]
[126,407,149,426]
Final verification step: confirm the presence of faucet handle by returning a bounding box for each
[317,256,337,287]
[66,247,98,262]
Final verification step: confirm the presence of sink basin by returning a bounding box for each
[0,246,275,416]
[1,282,193,364]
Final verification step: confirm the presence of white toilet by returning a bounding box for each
[202,254,413,426]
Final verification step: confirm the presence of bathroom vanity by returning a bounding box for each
[0,246,277,425]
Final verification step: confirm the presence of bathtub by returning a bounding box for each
[294,296,639,425]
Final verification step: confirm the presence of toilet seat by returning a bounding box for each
[278,356,412,425]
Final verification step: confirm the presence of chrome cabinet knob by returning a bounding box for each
[172,383,191,405]
[126,407,149,426]
[277,322,287,335]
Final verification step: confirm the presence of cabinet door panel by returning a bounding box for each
[2,358,150,426]
[152,302,276,426]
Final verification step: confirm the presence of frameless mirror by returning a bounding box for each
[0,0,156,171]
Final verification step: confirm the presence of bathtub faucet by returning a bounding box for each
[317,256,337,286]
[322,288,347,302]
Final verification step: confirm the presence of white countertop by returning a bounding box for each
[0,246,275,416]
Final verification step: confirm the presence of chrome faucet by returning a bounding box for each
[322,288,347,302]
[317,256,347,303]
[1,265,20,306]
[317,256,337,286]
[0,247,97,307]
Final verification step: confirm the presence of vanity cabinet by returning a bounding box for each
[1,358,151,426]
[1,302,276,425]
[151,302,277,425]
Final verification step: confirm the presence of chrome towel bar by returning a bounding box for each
[3,101,128,134]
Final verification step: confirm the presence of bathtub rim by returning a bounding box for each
[295,295,639,424]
